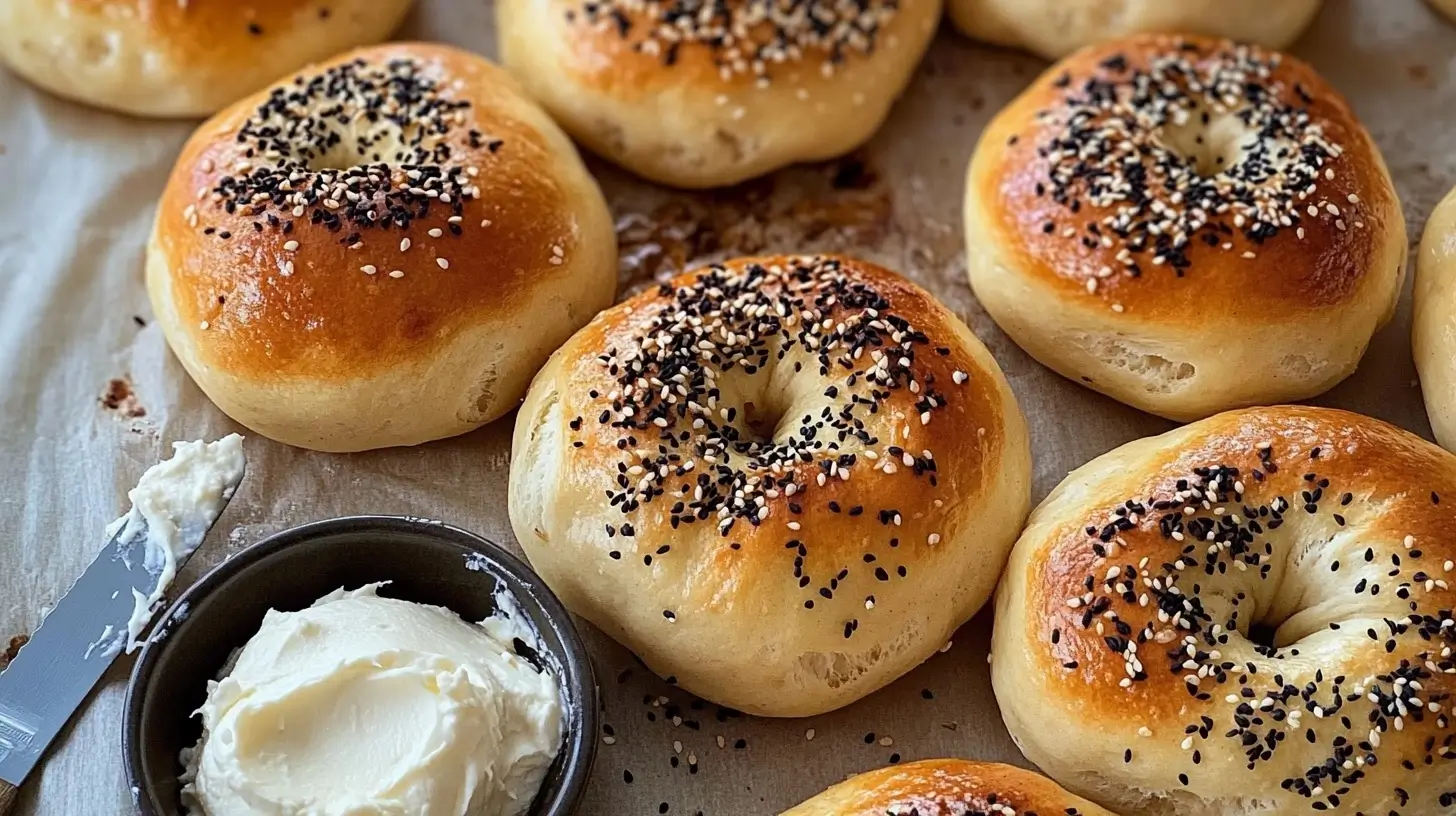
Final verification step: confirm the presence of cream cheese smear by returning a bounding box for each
[181,584,564,816]
[105,434,246,654]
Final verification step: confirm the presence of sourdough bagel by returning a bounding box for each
[993,406,1456,816]
[965,34,1405,421]
[1415,185,1456,452]
[147,43,616,452]
[948,0,1322,60]
[497,0,940,187]
[509,255,1031,716]
[0,1,411,117]
[782,760,1120,815]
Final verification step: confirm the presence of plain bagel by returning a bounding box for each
[0,1,412,117]
[948,0,1322,60]
[497,0,941,187]
[510,255,1032,717]
[781,759,1120,815]
[146,43,617,452]
[993,405,1456,816]
[965,34,1405,421]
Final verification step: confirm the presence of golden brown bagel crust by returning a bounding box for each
[993,406,1456,816]
[148,43,617,451]
[781,760,1120,815]
[0,1,412,117]
[966,35,1405,421]
[497,0,941,187]
[510,255,1032,716]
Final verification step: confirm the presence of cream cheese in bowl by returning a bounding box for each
[180,583,564,816]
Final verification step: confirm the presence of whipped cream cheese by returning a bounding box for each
[181,584,564,816]
[104,434,246,653]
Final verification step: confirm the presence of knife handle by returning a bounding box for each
[0,778,17,816]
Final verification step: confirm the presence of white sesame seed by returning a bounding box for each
[388,270,404,279]
[429,228,443,238]
[436,258,449,269]
[283,240,299,252]
[361,265,377,275]
[399,238,411,252]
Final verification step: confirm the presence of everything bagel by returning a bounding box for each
[781,759,1120,815]
[146,43,617,451]
[510,255,1032,717]
[965,35,1405,421]
[993,406,1456,815]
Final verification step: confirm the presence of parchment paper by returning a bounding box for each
[2,1,1453,813]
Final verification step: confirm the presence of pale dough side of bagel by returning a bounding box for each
[1415,186,1456,452]
[992,405,1456,816]
[0,0,412,118]
[948,0,1322,59]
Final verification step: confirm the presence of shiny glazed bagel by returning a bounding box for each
[496,0,941,188]
[1416,184,1456,452]
[781,759,1120,815]
[965,34,1405,422]
[509,255,1031,716]
[0,1,412,118]
[147,43,617,452]
[993,406,1456,816]
[948,0,1322,60]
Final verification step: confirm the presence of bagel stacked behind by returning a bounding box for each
[782,759,1120,815]
[147,43,617,452]
[0,1,412,117]
[497,0,942,187]
[948,0,1323,60]
[993,406,1456,815]
[1415,186,1456,452]
[510,255,1032,716]
[966,34,1405,421]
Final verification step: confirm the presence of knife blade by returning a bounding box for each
[0,435,246,803]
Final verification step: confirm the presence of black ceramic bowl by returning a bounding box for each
[124,516,597,815]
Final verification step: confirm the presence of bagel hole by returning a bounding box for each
[306,124,419,172]
[738,398,792,445]
[1159,107,1254,179]
[1246,621,1280,650]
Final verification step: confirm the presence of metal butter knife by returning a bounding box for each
[0,437,246,814]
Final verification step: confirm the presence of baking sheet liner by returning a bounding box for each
[1,0,1452,812]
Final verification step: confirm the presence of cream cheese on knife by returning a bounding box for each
[102,434,246,654]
